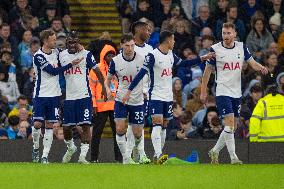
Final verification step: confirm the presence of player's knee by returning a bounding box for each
[33,121,42,129]
[152,116,163,125]
[132,126,143,138]
[115,120,126,134]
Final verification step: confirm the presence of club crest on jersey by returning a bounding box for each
[64,67,82,75]
[223,62,240,70]
[161,68,172,77]
[122,75,133,82]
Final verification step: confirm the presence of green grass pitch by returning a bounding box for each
[1,163,283,189]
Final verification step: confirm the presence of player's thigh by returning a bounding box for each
[216,96,234,126]
[128,104,144,136]
[45,96,60,124]
[63,100,76,126]
[32,97,46,123]
[76,97,93,126]
[162,101,173,127]
[149,100,163,125]
[114,101,127,133]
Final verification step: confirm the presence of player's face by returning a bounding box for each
[66,37,79,54]
[167,35,175,50]
[140,24,151,42]
[47,34,57,49]
[222,27,236,46]
[122,39,135,57]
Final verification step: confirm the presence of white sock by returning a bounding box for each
[223,126,238,160]
[151,126,162,157]
[212,130,226,153]
[32,127,41,149]
[137,130,146,157]
[161,127,166,150]
[42,129,53,158]
[116,134,127,159]
[80,143,89,159]
[126,125,135,158]
[65,139,75,149]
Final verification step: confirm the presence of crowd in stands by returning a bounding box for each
[1,0,284,142]
[118,0,284,140]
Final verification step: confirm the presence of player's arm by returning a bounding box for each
[122,53,153,104]
[105,60,116,100]
[86,52,107,100]
[34,54,82,76]
[244,44,268,75]
[174,52,215,67]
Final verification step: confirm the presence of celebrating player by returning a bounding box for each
[125,21,152,164]
[32,29,81,164]
[59,31,107,164]
[123,30,214,164]
[200,22,268,164]
[105,34,145,164]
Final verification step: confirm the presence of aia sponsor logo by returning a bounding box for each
[64,67,83,75]
[122,75,133,83]
[223,62,240,70]
[161,68,172,77]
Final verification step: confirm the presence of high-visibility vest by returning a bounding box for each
[250,93,284,142]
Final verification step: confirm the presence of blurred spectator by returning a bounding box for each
[246,13,275,61]
[180,0,208,20]
[176,112,198,139]
[1,50,17,82]
[56,32,67,50]
[17,120,31,139]
[20,37,40,72]
[277,72,284,92]
[262,52,284,89]
[161,3,184,32]
[49,17,66,36]
[167,102,183,140]
[153,0,172,28]
[192,95,216,128]
[120,0,135,33]
[191,5,215,37]
[239,0,265,32]
[0,107,8,128]
[172,77,184,106]
[198,107,222,139]
[18,30,32,64]
[199,35,214,56]
[62,14,71,33]
[6,115,20,139]
[11,14,37,42]
[215,4,246,41]
[265,0,284,21]
[23,67,35,103]
[30,0,70,18]
[133,0,154,22]
[54,127,64,140]
[8,95,32,118]
[0,23,19,62]
[173,18,194,55]
[0,127,8,139]
[38,3,57,31]
[269,12,282,41]
[211,0,230,21]
[208,0,236,13]
[8,0,32,26]
[185,85,204,117]
[145,19,159,48]
[0,7,8,24]
[195,27,214,53]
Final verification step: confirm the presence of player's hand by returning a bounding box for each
[200,91,207,104]
[71,57,84,66]
[200,52,215,62]
[105,87,114,100]
[259,65,268,75]
[122,90,131,105]
[101,85,108,101]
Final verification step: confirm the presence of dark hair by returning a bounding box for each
[120,34,134,44]
[180,112,192,124]
[0,23,9,30]
[39,29,55,44]
[222,22,236,30]
[265,85,278,96]
[226,4,237,13]
[172,101,181,109]
[51,17,63,24]
[251,11,267,37]
[67,30,79,39]
[17,95,28,101]
[250,85,263,93]
[131,21,147,35]
[8,116,20,126]
[263,52,278,66]
[159,30,173,44]
[202,106,218,127]
[0,50,12,58]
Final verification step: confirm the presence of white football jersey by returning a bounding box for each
[33,48,61,98]
[207,41,252,98]
[108,52,144,106]
[59,50,97,100]
[135,43,153,98]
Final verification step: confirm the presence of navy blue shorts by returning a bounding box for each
[63,97,93,126]
[32,97,60,123]
[148,100,173,120]
[216,96,241,118]
[114,101,144,125]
